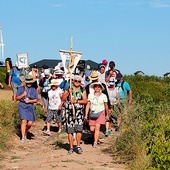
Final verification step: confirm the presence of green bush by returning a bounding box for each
[0,100,44,156]
[111,95,170,169]
[0,100,19,155]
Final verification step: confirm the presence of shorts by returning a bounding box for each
[89,111,105,126]
[11,83,21,94]
[46,110,62,123]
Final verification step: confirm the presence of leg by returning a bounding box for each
[90,125,95,135]
[26,121,33,132]
[94,124,101,143]
[76,131,83,154]
[105,121,110,136]
[43,110,53,135]
[46,122,51,132]
[21,119,27,138]
[58,122,62,132]
[68,133,74,149]
[76,131,82,147]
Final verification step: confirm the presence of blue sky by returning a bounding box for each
[0,0,170,76]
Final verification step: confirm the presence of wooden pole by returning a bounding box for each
[69,36,76,118]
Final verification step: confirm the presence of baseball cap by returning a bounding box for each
[116,73,123,80]
[33,64,38,68]
[102,59,108,65]
[109,61,115,67]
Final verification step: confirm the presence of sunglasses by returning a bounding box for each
[109,81,115,82]
[74,80,81,83]
[94,85,102,88]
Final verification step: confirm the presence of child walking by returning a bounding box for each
[43,79,63,135]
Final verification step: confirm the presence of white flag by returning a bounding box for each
[59,50,82,74]
[16,52,29,69]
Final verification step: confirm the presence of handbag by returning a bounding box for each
[90,111,102,119]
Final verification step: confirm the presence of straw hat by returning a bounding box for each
[90,82,105,90]
[49,79,60,86]
[25,75,35,84]
[88,71,99,80]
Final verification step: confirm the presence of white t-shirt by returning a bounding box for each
[48,88,63,110]
[97,71,106,84]
[107,88,119,105]
[88,93,107,113]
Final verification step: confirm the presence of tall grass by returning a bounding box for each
[0,100,19,155]
[0,100,44,157]
[111,96,170,169]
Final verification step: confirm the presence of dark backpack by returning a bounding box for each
[115,80,124,92]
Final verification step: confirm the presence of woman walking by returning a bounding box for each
[16,75,39,142]
[85,82,109,148]
[62,75,87,154]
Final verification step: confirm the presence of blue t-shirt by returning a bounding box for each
[116,81,131,102]
[9,68,22,85]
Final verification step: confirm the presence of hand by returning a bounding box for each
[105,115,109,120]
[44,107,47,112]
[24,98,30,103]
[84,115,88,121]
[128,100,132,105]
[58,103,63,110]
[70,98,76,104]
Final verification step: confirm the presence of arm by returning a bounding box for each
[15,90,27,101]
[105,70,112,83]
[127,89,132,105]
[102,83,111,109]
[24,98,39,104]
[104,102,109,118]
[58,91,64,110]
[61,89,70,102]
[44,98,49,112]
[8,75,12,87]
[116,91,120,104]
[76,90,87,105]
[85,101,91,120]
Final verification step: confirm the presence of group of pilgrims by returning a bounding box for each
[7,58,132,154]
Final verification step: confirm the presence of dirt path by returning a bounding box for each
[0,90,127,170]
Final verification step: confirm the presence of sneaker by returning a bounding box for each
[68,148,74,154]
[43,130,51,136]
[76,147,83,154]
[93,142,97,148]
[21,137,26,143]
[97,140,103,145]
[105,130,109,137]
[108,129,113,135]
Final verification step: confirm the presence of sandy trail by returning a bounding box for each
[0,90,127,170]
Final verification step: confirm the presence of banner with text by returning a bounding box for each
[59,50,82,74]
[17,52,29,69]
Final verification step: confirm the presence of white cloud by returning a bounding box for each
[149,1,170,8]
[112,0,170,8]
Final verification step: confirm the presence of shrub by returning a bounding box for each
[0,100,19,155]
[111,97,170,169]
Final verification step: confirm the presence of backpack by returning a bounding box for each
[41,77,51,93]
[115,80,124,92]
